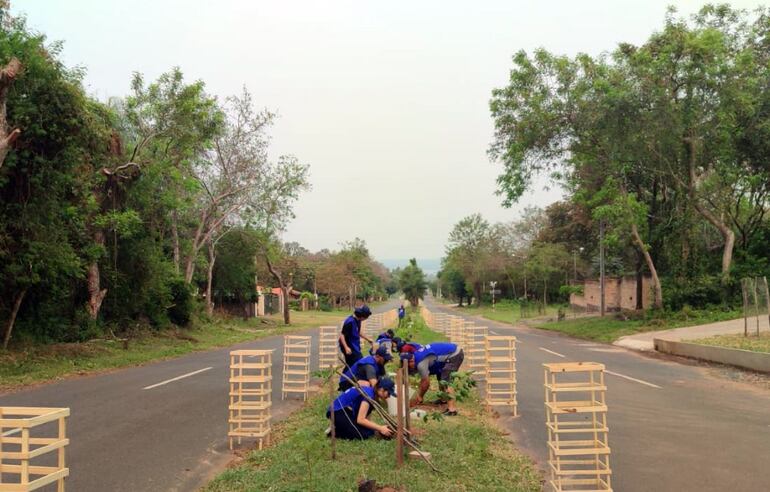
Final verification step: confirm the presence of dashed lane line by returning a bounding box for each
[538,347,566,358]
[142,367,213,390]
[605,370,662,389]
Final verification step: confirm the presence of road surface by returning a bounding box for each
[425,298,770,492]
[0,300,400,492]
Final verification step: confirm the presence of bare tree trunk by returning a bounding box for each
[86,230,108,320]
[171,210,181,275]
[265,257,291,325]
[206,239,215,316]
[0,57,22,169]
[2,287,27,349]
[474,282,482,307]
[630,223,663,309]
[686,138,735,282]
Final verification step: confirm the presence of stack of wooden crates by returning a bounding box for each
[543,362,612,491]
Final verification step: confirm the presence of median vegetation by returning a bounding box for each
[206,311,541,492]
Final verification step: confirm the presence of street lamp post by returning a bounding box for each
[573,246,584,283]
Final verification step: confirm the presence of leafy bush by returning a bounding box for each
[167,278,193,327]
[662,275,731,311]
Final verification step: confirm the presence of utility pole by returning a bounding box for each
[599,221,606,316]
[490,281,497,310]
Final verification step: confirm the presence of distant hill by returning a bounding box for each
[381,258,441,276]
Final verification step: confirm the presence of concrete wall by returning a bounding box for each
[654,338,770,373]
[570,276,651,311]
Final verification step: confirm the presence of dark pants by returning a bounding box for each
[327,408,374,440]
[438,349,464,385]
[344,350,362,369]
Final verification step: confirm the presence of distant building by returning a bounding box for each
[570,276,652,312]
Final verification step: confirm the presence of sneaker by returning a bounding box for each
[442,409,458,416]
[324,426,331,436]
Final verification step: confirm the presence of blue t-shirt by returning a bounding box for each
[398,308,405,318]
[329,386,375,414]
[414,342,458,377]
[339,315,362,353]
[340,355,384,384]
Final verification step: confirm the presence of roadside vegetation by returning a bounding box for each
[532,308,742,343]
[0,310,350,391]
[205,311,540,492]
[691,332,770,354]
[434,6,770,335]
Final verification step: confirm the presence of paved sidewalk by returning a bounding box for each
[614,317,749,351]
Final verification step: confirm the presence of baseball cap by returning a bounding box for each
[375,345,393,361]
[354,305,372,317]
[379,377,396,397]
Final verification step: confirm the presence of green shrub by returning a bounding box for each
[167,278,193,327]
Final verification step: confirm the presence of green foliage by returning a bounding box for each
[398,258,427,306]
[167,278,193,326]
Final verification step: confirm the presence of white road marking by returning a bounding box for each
[539,347,566,358]
[2,428,20,437]
[605,370,662,389]
[142,367,213,390]
[490,330,500,335]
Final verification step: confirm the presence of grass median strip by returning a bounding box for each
[690,332,770,354]
[206,309,541,492]
[0,310,350,392]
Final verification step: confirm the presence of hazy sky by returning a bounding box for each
[15,0,766,261]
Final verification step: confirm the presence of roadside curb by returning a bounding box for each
[653,338,770,374]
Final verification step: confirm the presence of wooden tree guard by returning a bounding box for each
[544,362,612,492]
[448,317,464,345]
[318,326,339,369]
[395,368,405,467]
[0,406,70,491]
[282,335,311,401]
[464,326,488,380]
[485,336,517,414]
[229,349,272,450]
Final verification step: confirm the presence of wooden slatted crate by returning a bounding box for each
[485,336,517,414]
[464,325,488,380]
[544,362,612,492]
[318,326,339,369]
[228,350,272,450]
[281,335,311,401]
[0,406,70,491]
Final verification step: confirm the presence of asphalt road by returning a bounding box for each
[0,300,400,492]
[424,298,770,492]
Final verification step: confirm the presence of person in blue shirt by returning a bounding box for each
[397,305,406,327]
[327,378,396,440]
[339,345,392,391]
[369,329,396,355]
[401,342,464,416]
[338,305,372,368]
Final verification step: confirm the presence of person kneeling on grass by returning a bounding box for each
[327,378,396,440]
[339,345,393,391]
[401,342,464,416]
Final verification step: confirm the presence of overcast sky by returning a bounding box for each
[15,0,766,262]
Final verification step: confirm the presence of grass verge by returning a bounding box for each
[532,308,742,343]
[205,308,540,492]
[0,309,350,392]
[690,332,770,353]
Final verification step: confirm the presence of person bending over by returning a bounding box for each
[327,378,396,440]
[338,345,392,391]
[402,342,464,416]
[338,305,372,367]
